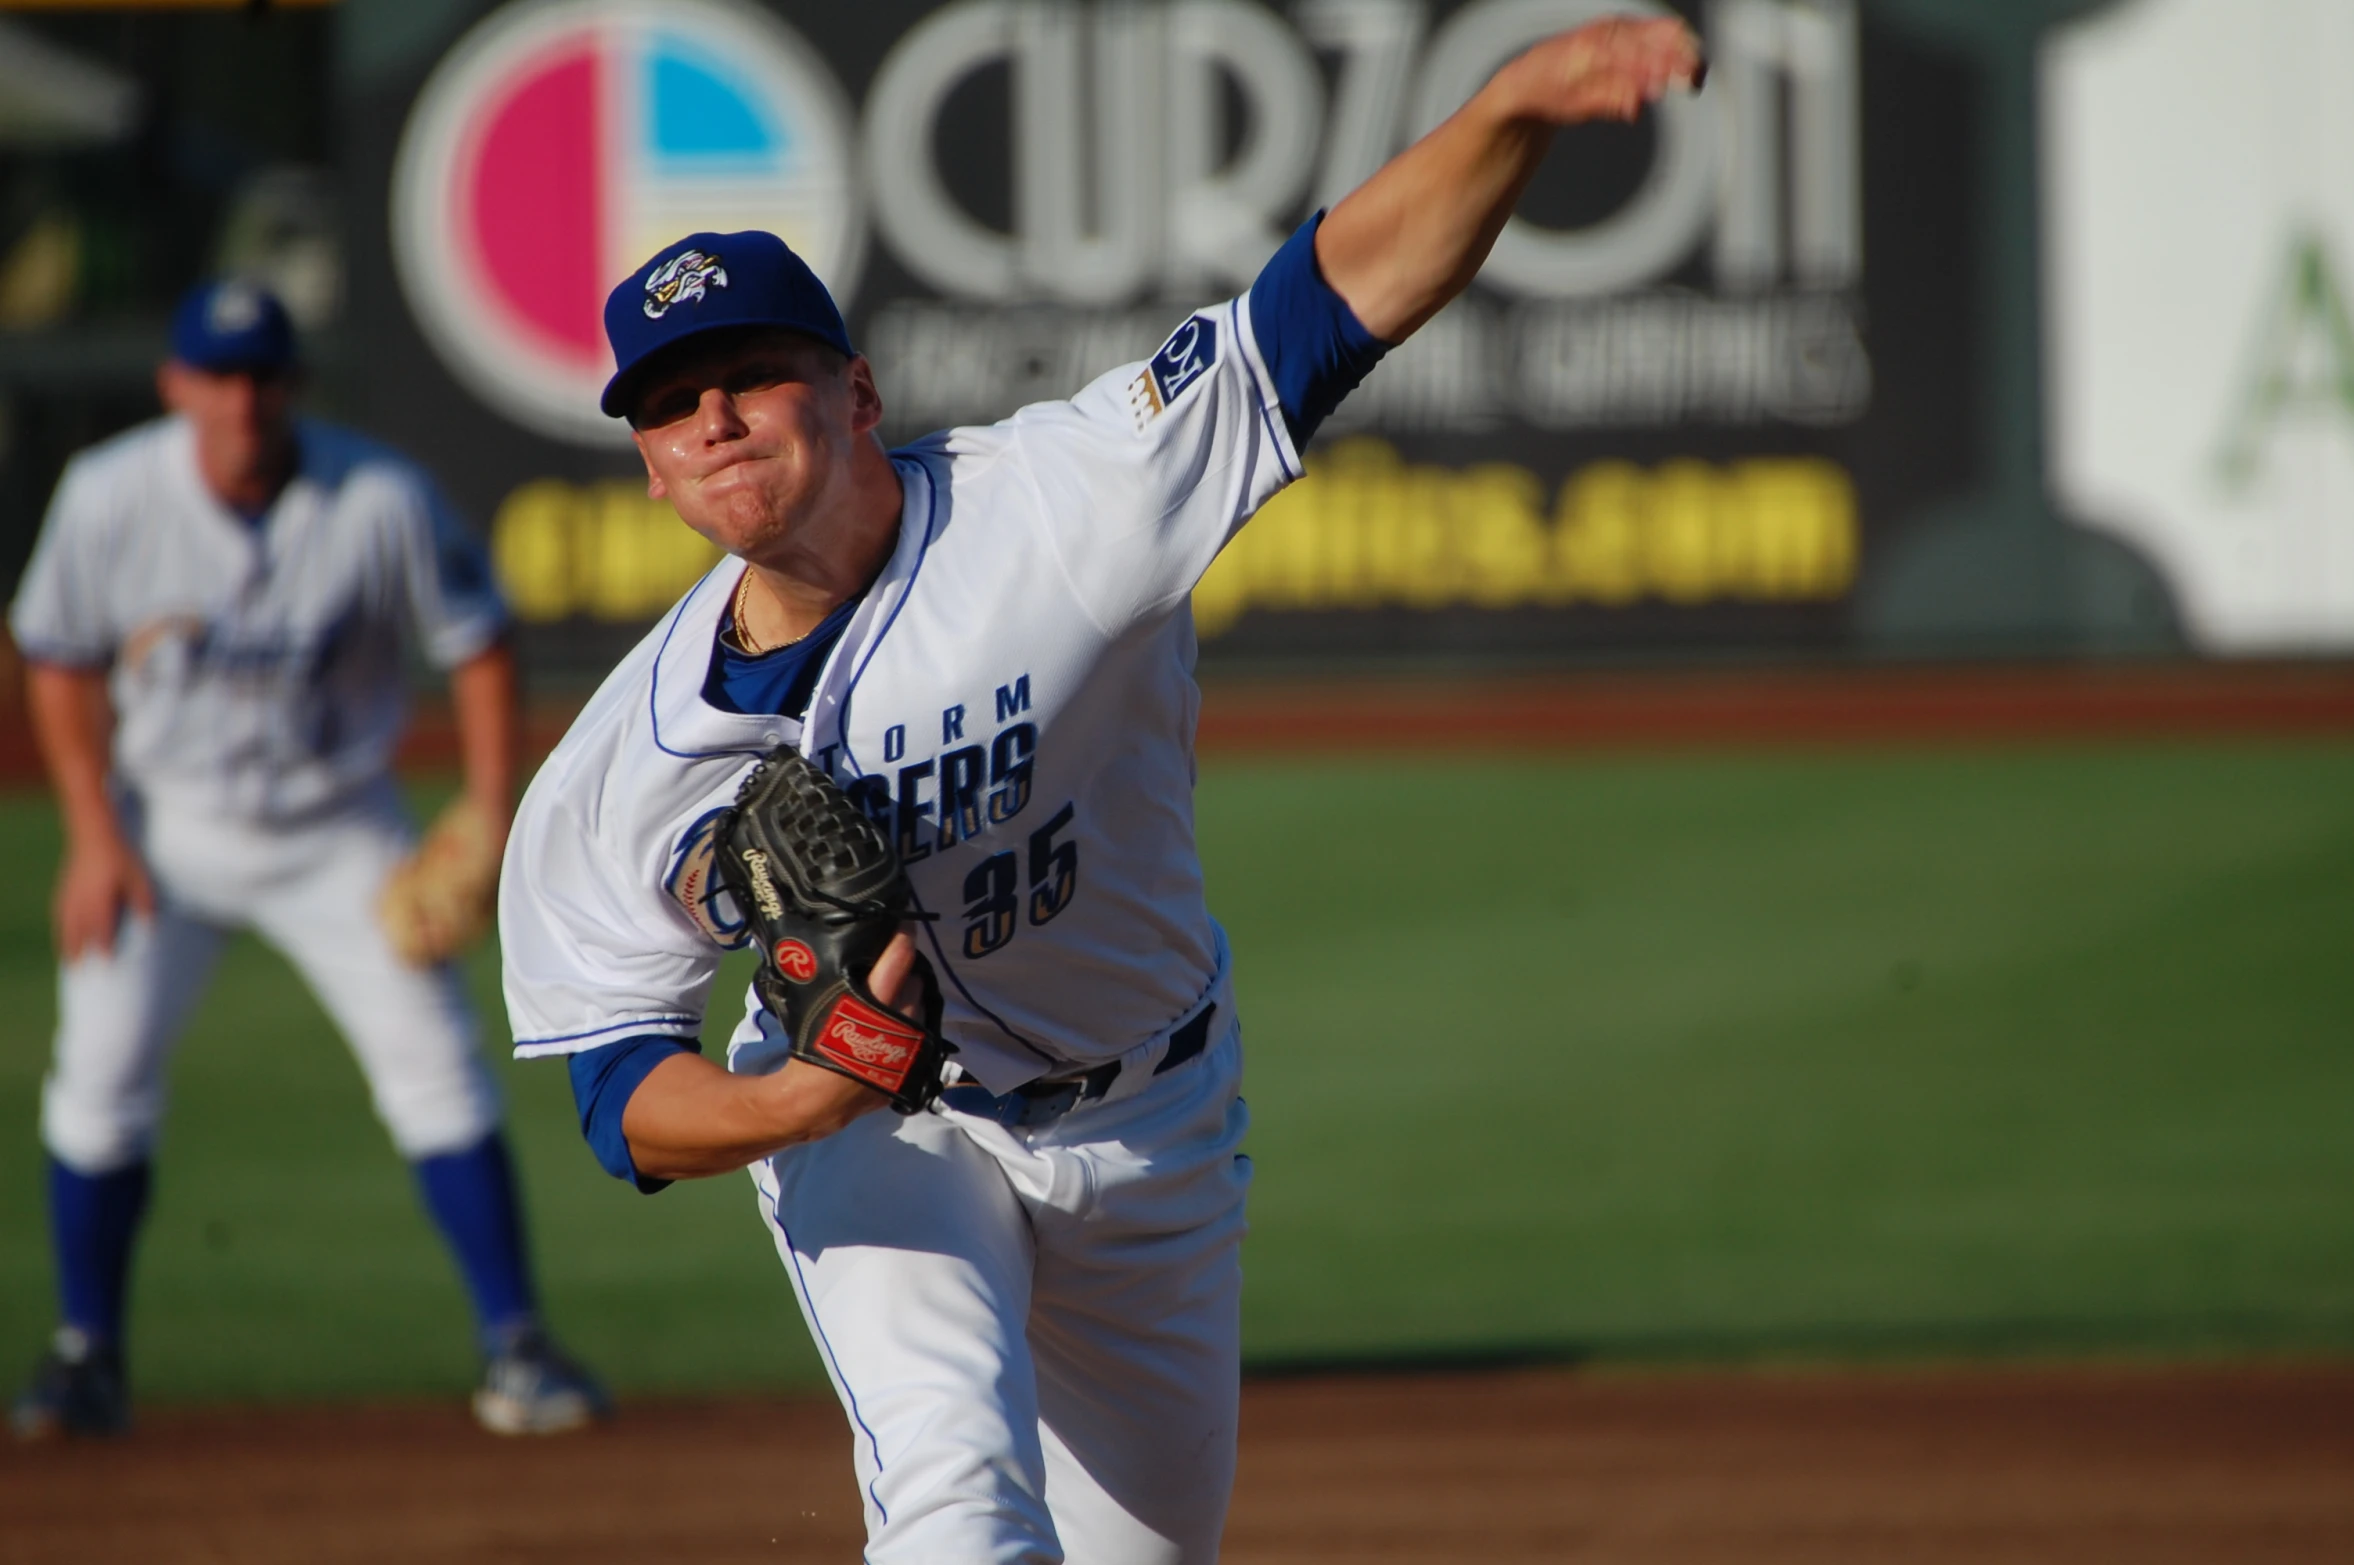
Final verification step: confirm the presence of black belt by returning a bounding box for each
[940,1003,1217,1129]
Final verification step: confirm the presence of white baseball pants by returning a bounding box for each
[40,785,500,1173]
[749,1021,1251,1564]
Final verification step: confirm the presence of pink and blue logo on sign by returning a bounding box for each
[393,0,860,446]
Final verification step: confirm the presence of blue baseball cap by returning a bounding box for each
[600,230,855,419]
[169,278,296,374]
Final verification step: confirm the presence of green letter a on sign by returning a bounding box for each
[2216,232,2354,489]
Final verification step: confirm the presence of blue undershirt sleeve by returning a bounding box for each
[567,1035,701,1194]
[1247,211,1393,449]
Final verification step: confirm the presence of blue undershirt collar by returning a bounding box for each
[702,585,861,719]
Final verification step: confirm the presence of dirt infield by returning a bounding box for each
[5,1365,2348,1563]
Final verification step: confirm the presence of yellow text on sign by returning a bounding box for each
[492,479,723,624]
[1191,440,1859,637]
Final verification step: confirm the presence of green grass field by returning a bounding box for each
[1,742,2349,1403]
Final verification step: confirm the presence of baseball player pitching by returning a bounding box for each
[8,279,605,1439]
[508,17,1699,1558]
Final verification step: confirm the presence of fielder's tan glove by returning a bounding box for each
[379,798,502,967]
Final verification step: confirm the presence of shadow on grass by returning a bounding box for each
[1241,1310,2354,1381]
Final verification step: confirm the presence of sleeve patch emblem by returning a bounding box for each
[1127,368,1166,432]
[1139,314,1219,425]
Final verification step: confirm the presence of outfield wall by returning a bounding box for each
[2,2,2350,678]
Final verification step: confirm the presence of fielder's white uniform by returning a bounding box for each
[10,416,507,1174]
[505,296,1297,1560]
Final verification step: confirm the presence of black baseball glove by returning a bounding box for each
[712,745,952,1115]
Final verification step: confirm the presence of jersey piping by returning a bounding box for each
[646,567,803,762]
[830,457,939,771]
[827,460,1060,1069]
[513,1013,704,1052]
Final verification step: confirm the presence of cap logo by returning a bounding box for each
[207,283,264,335]
[644,248,728,320]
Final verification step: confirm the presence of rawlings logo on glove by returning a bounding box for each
[816,997,928,1089]
[739,848,788,921]
[711,746,953,1114]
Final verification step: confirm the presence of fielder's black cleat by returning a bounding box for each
[10,1326,129,1440]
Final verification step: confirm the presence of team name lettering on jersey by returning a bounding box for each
[811,673,1080,963]
[120,614,355,685]
[820,674,1038,863]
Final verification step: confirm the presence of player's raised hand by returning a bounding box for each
[1319,11,1705,342]
[53,830,155,961]
[1494,16,1703,128]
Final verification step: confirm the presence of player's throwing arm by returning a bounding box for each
[1320,17,1702,339]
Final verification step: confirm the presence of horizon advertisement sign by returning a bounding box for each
[345,0,1983,676]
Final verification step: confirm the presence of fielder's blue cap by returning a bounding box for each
[169,278,296,374]
[600,230,854,419]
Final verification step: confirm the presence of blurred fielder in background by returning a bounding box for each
[6,279,604,1440]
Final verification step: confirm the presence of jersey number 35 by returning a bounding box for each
[961,803,1079,959]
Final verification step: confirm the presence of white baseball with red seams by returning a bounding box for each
[500,292,1295,1559]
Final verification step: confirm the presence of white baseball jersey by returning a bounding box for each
[9,415,507,822]
[503,297,1299,1090]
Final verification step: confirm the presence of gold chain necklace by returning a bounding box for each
[730,566,818,657]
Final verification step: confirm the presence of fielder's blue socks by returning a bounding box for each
[412,1133,538,1350]
[48,1156,151,1345]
